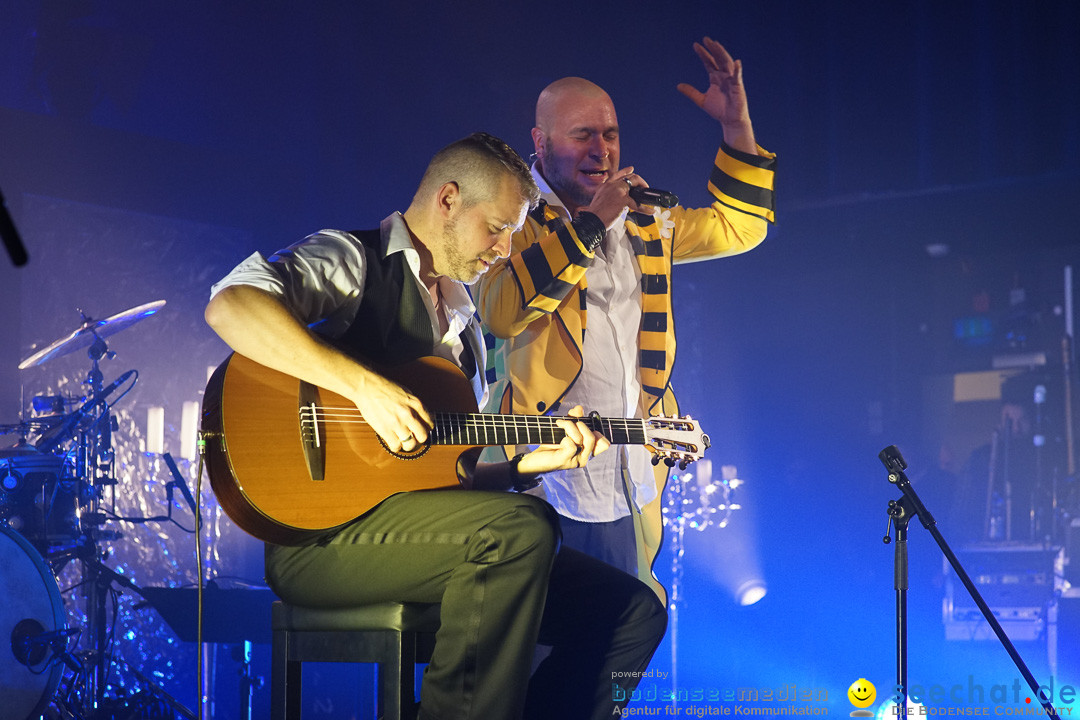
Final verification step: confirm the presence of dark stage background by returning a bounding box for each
[2,1,1079,718]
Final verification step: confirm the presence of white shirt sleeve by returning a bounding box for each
[209,230,368,336]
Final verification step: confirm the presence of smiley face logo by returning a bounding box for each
[848,678,876,714]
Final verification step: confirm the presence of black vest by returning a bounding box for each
[333,229,484,402]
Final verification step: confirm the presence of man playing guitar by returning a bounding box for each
[204,132,666,720]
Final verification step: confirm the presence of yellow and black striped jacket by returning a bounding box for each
[474,141,776,597]
[477,141,775,416]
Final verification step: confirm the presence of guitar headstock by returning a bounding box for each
[644,415,710,470]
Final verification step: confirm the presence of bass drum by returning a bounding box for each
[0,525,66,720]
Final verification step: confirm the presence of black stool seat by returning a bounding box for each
[271,600,441,720]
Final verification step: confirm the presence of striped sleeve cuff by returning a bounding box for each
[709,141,776,223]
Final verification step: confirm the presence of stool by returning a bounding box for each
[271,600,441,720]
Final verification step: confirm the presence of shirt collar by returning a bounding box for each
[380,212,476,322]
[531,164,567,214]
[382,211,416,256]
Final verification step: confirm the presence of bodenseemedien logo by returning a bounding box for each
[848,678,876,717]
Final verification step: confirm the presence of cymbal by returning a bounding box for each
[18,300,166,369]
[0,422,33,437]
[0,417,63,436]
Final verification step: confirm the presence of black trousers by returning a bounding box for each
[265,490,666,720]
[559,514,638,575]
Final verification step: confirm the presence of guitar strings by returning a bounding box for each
[302,407,651,434]
[297,405,651,445]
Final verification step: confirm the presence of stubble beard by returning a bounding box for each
[541,141,595,212]
[440,216,484,285]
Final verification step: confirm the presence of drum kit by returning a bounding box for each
[0,300,189,720]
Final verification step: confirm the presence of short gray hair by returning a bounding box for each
[415,132,539,209]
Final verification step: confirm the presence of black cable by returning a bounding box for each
[194,436,207,720]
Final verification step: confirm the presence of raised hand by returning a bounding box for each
[676,36,756,152]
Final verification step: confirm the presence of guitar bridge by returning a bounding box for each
[298,381,326,481]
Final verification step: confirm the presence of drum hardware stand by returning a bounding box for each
[119,660,199,720]
[661,460,740,700]
[234,640,263,720]
[39,336,140,717]
[879,445,1058,718]
[71,338,126,717]
[14,301,171,718]
[45,460,202,720]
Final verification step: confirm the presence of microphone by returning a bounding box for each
[163,452,200,521]
[35,369,135,453]
[11,619,78,667]
[95,369,136,402]
[629,185,679,208]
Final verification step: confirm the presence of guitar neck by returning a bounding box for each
[430,412,648,447]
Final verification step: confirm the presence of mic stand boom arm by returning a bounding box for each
[0,187,28,266]
[878,445,1058,718]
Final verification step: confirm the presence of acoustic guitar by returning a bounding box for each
[201,352,710,545]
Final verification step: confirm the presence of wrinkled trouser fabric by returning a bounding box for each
[266,490,666,720]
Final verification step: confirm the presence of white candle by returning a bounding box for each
[181,401,199,461]
[146,406,165,455]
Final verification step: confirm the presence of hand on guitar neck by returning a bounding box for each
[507,405,611,473]
[467,405,612,492]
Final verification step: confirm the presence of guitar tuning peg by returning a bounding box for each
[678,459,689,471]
[651,454,661,466]
[664,457,675,468]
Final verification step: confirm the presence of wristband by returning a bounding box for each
[509,453,543,493]
[572,212,606,252]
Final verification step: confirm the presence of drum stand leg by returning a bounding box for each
[52,541,113,717]
[73,550,143,716]
[85,555,110,714]
[68,340,119,718]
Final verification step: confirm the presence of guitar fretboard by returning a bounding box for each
[299,406,650,447]
[430,413,649,446]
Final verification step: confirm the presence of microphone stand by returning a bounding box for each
[884,493,912,717]
[878,445,1058,718]
[0,186,29,266]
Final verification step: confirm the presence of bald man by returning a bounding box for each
[475,38,777,601]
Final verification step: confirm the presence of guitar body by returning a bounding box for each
[202,352,709,551]
[201,353,479,545]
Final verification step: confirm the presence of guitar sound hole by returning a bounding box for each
[377,435,431,460]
